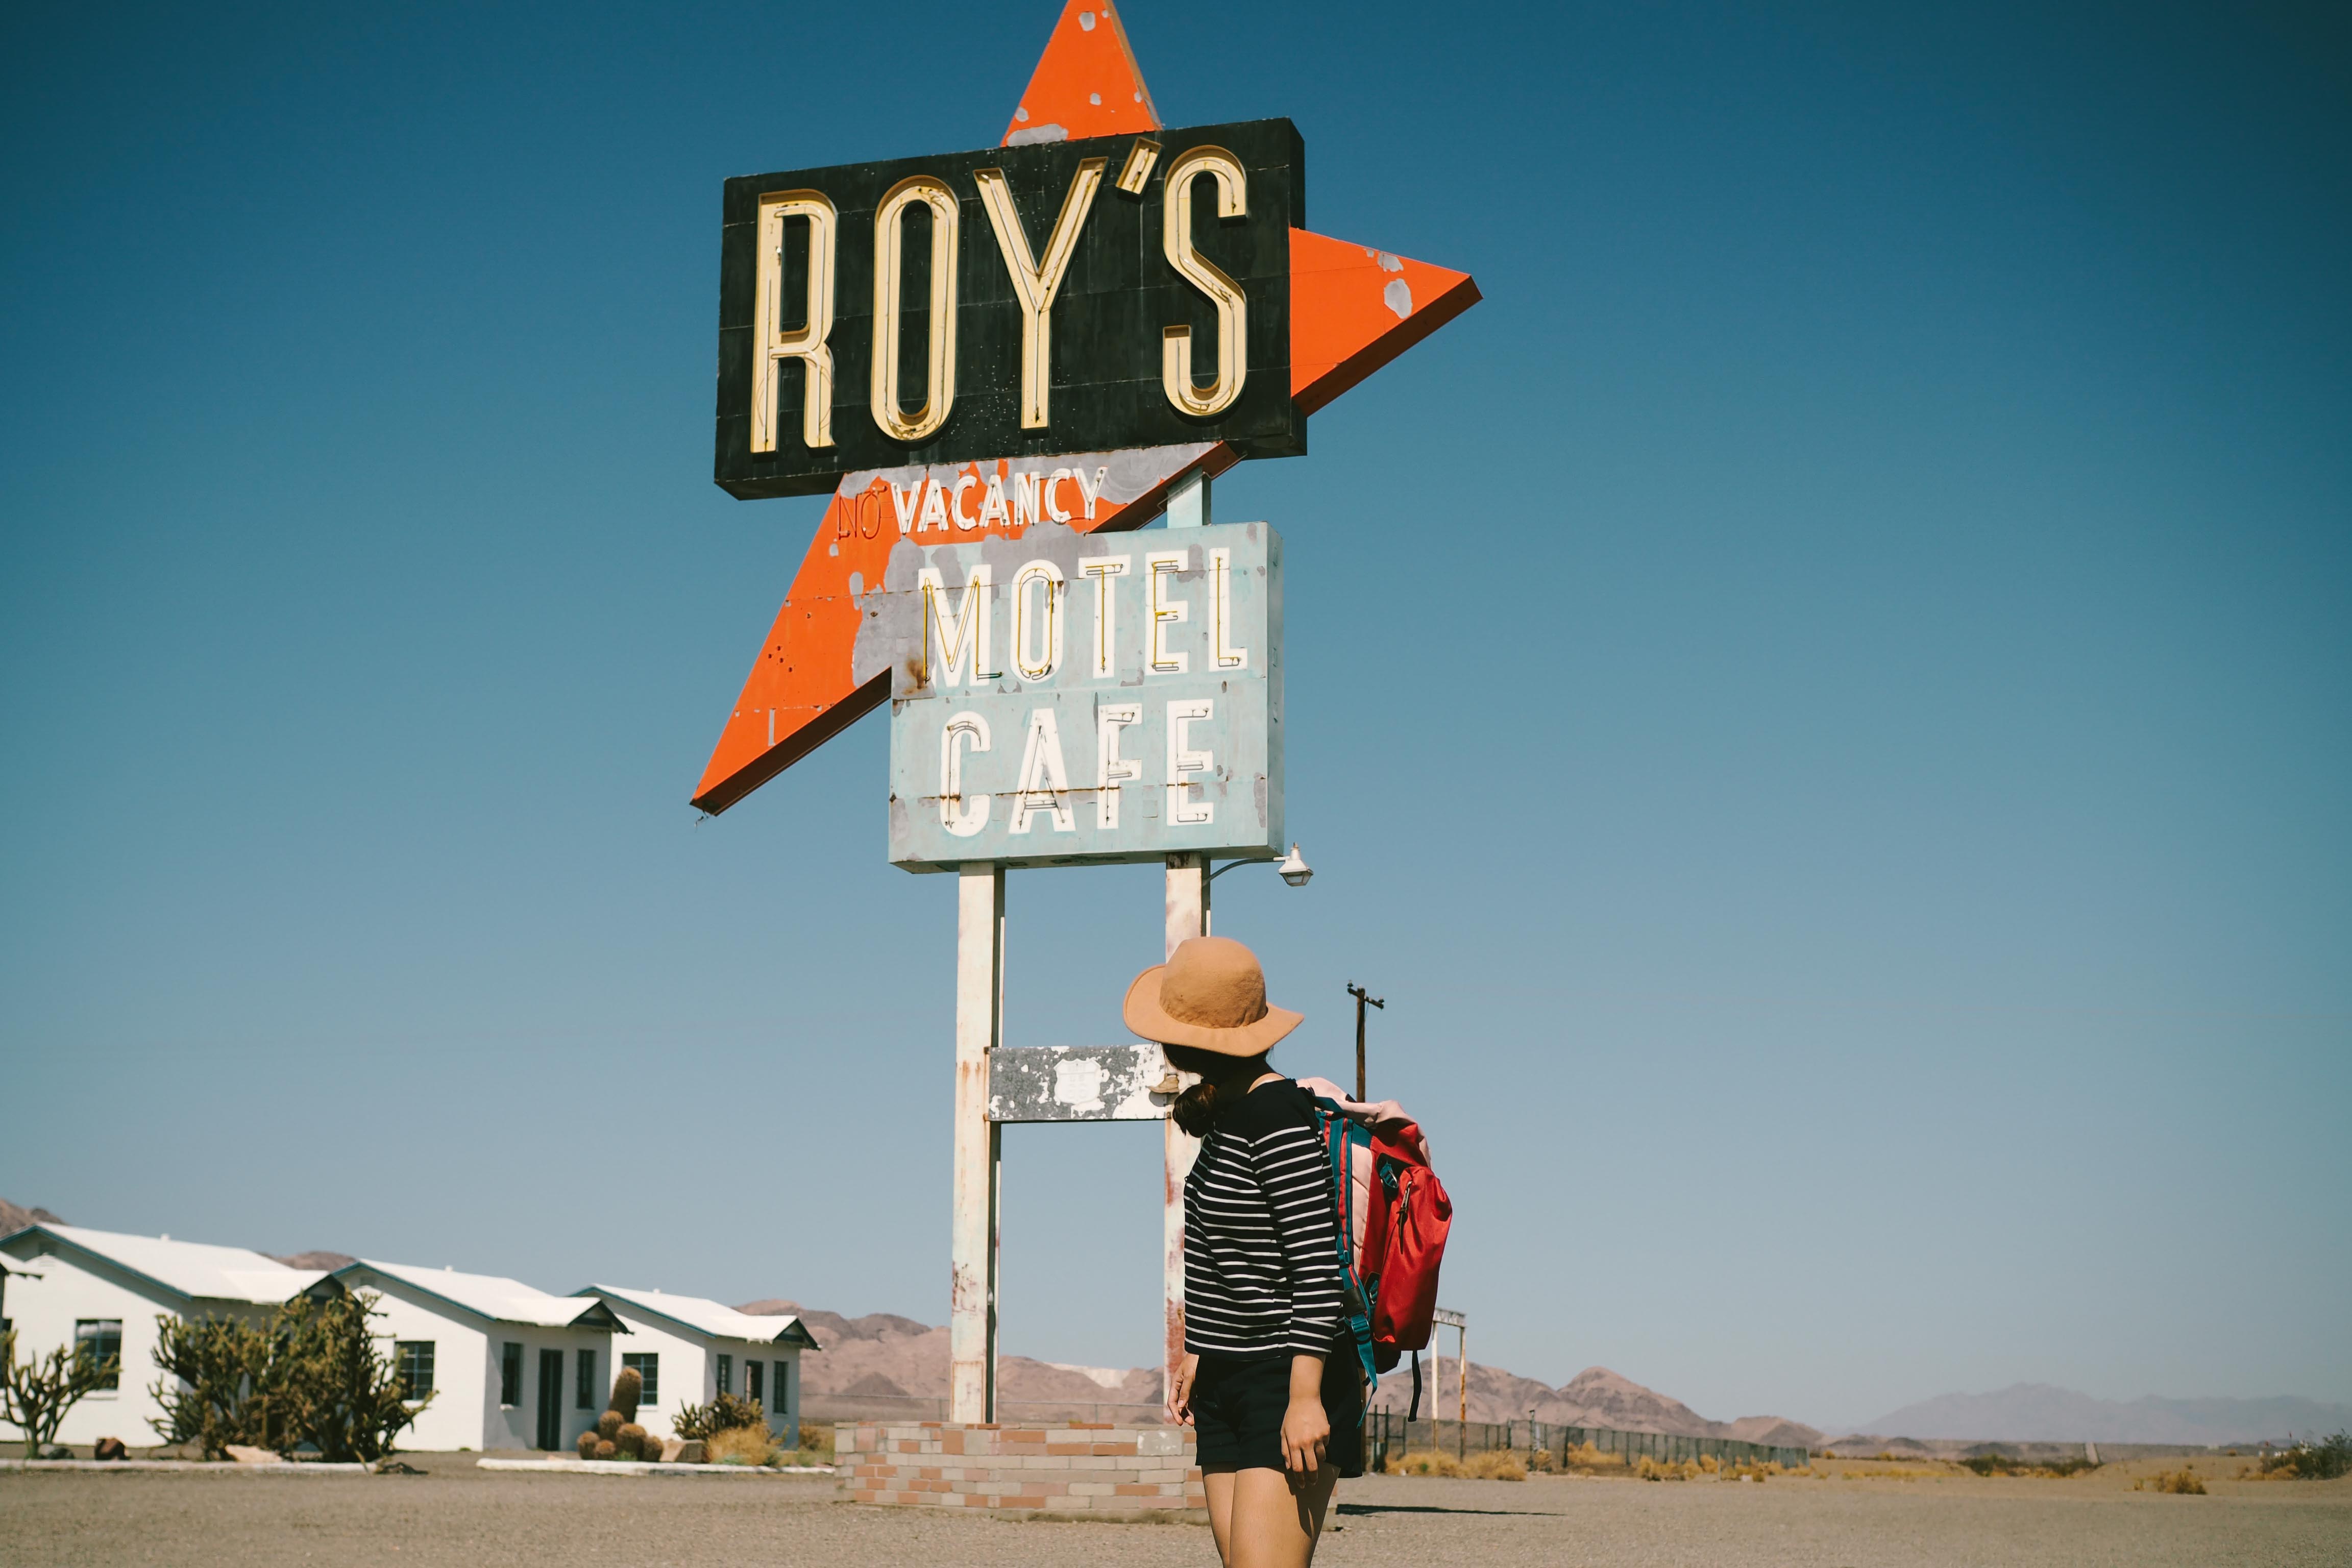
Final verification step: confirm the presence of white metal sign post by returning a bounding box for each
[911,513,1273,1424]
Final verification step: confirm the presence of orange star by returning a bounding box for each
[693,0,1478,815]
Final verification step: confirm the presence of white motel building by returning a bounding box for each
[1,1222,818,1454]
[0,1224,332,1448]
[579,1283,818,1447]
[325,1259,627,1454]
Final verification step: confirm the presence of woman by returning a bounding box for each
[1124,935,1362,1568]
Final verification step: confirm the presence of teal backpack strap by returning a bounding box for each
[1316,1101,1379,1389]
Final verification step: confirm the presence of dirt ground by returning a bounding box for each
[3,1455,2345,1567]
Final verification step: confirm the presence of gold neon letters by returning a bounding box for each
[871,176,960,443]
[1160,145,1248,418]
[977,159,1106,429]
[751,190,836,452]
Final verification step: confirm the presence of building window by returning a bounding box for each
[397,1341,435,1400]
[576,1348,596,1410]
[500,1342,523,1407]
[623,1353,658,1407]
[775,1362,791,1413]
[716,1354,732,1396]
[74,1320,122,1391]
[746,1359,763,1408]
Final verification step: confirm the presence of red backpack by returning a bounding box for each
[1297,1080,1454,1402]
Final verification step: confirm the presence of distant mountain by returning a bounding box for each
[1858,1383,2352,1445]
[736,1299,1820,1441]
[735,1300,1161,1411]
[1366,1360,1823,1446]
[267,1251,357,1271]
[0,1198,65,1235]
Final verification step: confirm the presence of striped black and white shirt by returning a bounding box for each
[1183,1079,1345,1359]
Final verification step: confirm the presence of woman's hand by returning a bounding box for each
[1167,1353,1199,1426]
[1281,1355,1330,1474]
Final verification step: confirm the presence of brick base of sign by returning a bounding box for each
[835,1422,1205,1516]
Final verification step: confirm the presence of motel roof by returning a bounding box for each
[578,1284,821,1349]
[0,1223,327,1306]
[335,1259,622,1330]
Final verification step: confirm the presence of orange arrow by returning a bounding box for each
[692,0,1478,815]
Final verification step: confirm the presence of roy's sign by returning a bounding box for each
[875,521,1281,869]
[718,121,1304,499]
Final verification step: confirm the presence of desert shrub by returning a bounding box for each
[144,1316,270,1457]
[616,1422,648,1460]
[594,1439,618,1460]
[1524,1446,1557,1474]
[608,1368,641,1424]
[575,1430,599,1460]
[1637,1456,1701,1482]
[147,1292,423,1462]
[707,1425,778,1466]
[1962,1452,2101,1478]
[271,1294,427,1464]
[671,1392,766,1441]
[1462,1450,1526,1481]
[596,1410,622,1442]
[2137,1468,2206,1494]
[1393,1449,1465,1477]
[1560,1441,1626,1473]
[1727,1461,1784,1482]
[2257,1433,2351,1481]
[2,1328,120,1459]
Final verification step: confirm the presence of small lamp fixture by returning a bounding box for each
[1278,843,1313,888]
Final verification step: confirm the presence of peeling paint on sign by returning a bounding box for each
[988,1043,1180,1122]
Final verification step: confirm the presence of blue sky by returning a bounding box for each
[3,1,2345,1429]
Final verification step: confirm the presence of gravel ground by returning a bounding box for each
[3,1458,2346,1567]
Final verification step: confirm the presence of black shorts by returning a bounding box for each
[1191,1350,1365,1477]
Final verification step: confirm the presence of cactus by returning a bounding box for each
[597,1410,622,1442]
[617,1422,648,1460]
[575,1430,599,1460]
[594,1439,618,1460]
[609,1368,642,1424]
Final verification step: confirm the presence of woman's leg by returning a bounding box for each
[1221,1463,1338,1568]
[1203,1465,1238,1565]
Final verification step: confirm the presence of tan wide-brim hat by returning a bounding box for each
[1123,936,1304,1057]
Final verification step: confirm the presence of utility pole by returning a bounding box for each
[1346,983,1384,1101]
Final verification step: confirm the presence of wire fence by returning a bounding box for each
[1364,1411,1811,1472]
[806,1392,1813,1472]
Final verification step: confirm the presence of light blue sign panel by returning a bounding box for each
[869,521,1282,871]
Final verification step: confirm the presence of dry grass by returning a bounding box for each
[1840,1463,1943,1480]
[2137,1468,2209,1494]
[705,1427,780,1466]
[1560,1441,1629,1473]
[1725,1460,1788,1482]
[1961,1453,2102,1479]
[1636,1456,1704,1482]
[1388,1448,1527,1480]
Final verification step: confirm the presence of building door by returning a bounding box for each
[536,1349,564,1450]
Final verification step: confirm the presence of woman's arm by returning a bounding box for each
[1281,1353,1330,1473]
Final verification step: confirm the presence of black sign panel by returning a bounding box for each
[716,119,1303,500]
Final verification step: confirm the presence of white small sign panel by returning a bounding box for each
[872,520,1283,871]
